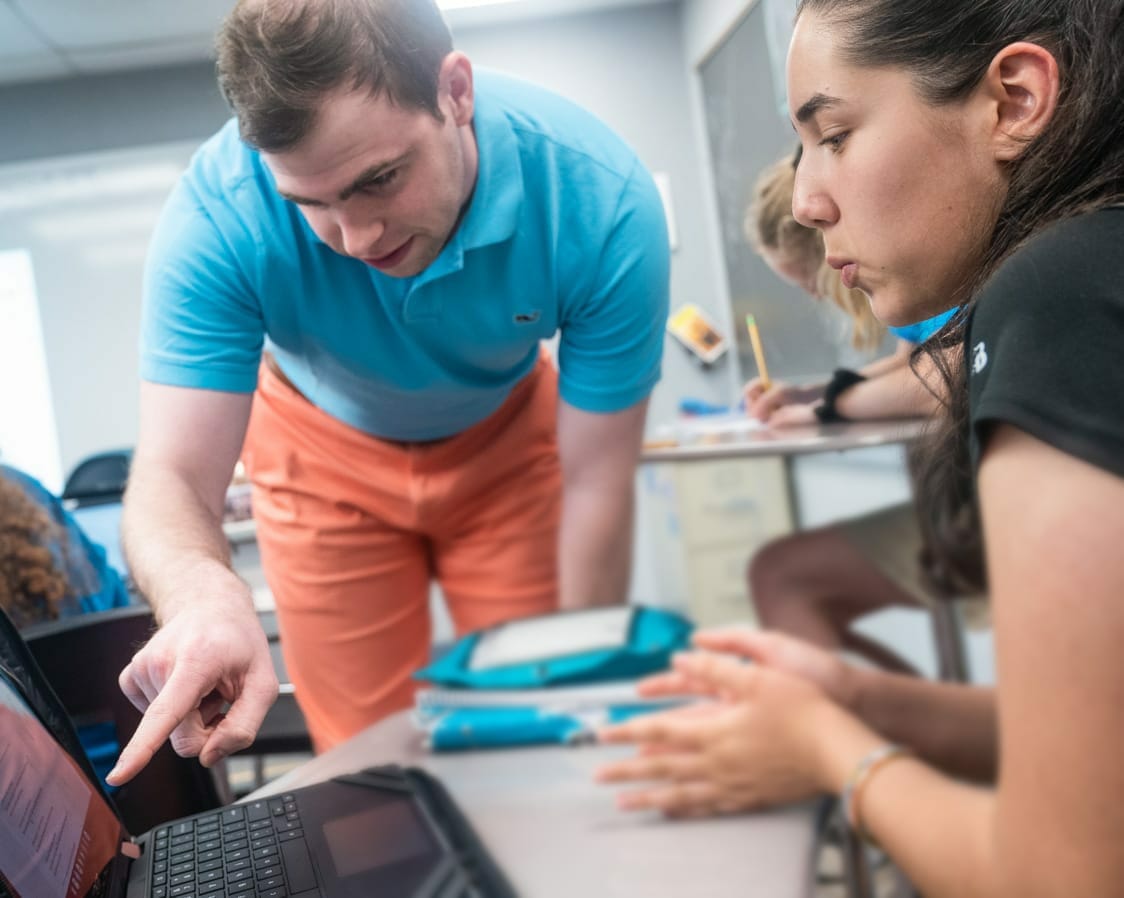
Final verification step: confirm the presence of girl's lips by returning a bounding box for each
[826,256,858,289]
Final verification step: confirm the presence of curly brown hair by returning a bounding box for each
[0,473,72,628]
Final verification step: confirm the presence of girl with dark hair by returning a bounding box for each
[598,1,1124,893]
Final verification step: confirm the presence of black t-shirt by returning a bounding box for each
[967,206,1124,479]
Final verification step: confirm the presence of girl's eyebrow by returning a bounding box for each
[794,92,843,124]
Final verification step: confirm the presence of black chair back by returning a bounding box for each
[21,606,226,833]
[62,449,133,508]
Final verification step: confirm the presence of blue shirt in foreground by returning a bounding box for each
[141,71,670,441]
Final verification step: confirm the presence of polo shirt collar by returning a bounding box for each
[414,88,524,286]
[457,88,524,253]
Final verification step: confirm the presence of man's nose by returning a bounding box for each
[338,212,386,258]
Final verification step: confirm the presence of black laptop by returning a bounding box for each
[0,609,515,898]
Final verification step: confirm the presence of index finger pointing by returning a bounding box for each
[106,666,216,786]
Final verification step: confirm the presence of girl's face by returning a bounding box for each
[786,11,1007,326]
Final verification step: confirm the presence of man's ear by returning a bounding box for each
[983,41,1059,161]
[438,52,474,126]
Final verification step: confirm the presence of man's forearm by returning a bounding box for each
[123,462,252,623]
[557,479,635,609]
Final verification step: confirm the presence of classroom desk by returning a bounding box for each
[642,417,925,531]
[641,417,926,464]
[246,711,821,898]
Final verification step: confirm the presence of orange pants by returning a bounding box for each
[242,356,561,752]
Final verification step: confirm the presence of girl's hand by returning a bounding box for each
[595,652,837,817]
[743,379,822,422]
[690,628,861,710]
[766,402,819,427]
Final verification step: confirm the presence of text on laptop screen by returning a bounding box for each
[0,668,120,898]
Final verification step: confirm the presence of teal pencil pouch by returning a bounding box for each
[415,605,694,690]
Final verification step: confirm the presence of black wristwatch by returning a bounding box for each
[814,368,868,423]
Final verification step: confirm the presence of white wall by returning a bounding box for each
[0,145,195,482]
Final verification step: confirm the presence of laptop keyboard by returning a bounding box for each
[148,794,317,898]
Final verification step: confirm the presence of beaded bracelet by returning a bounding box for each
[841,743,914,845]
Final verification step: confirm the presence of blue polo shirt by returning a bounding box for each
[141,71,670,440]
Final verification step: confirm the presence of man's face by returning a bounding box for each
[262,55,478,278]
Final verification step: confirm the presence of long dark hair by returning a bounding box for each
[795,0,1124,593]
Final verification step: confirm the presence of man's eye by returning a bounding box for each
[366,170,399,190]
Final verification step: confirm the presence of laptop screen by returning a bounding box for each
[0,667,122,898]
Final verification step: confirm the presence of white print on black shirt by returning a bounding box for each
[972,341,989,375]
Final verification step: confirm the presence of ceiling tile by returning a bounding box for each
[68,36,216,75]
[0,0,674,86]
[445,0,671,28]
[0,2,54,55]
[10,0,232,49]
[0,2,71,82]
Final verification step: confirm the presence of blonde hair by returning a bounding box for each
[745,156,885,351]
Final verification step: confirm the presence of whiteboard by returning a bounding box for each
[696,1,890,381]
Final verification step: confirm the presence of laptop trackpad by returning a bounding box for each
[297,780,444,896]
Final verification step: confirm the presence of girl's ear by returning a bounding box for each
[982,42,1060,161]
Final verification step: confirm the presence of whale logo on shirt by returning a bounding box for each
[514,310,542,325]
[972,341,989,375]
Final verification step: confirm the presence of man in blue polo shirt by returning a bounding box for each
[110,0,668,780]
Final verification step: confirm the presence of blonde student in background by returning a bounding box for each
[741,151,976,674]
[599,2,1124,895]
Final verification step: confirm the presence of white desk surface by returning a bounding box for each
[642,418,926,464]
[247,711,820,898]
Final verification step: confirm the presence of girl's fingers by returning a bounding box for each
[673,652,758,695]
[597,707,709,750]
[616,780,720,816]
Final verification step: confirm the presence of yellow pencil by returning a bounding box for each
[745,314,771,390]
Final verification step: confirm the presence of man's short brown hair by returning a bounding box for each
[216,0,454,152]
